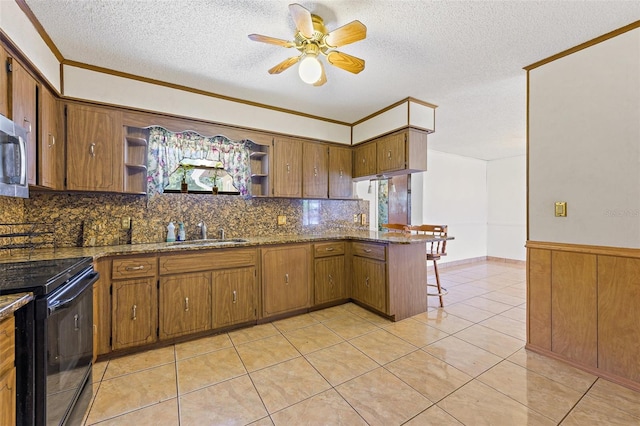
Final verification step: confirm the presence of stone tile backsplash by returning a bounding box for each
[12,192,369,248]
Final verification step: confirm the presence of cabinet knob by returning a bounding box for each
[232,290,237,303]
[132,304,137,321]
[365,277,370,287]
[184,297,189,311]
[89,143,96,157]
[387,150,392,159]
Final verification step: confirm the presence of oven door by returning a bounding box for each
[37,268,96,426]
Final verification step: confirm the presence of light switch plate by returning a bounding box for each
[360,214,367,225]
[555,202,567,217]
[121,217,131,229]
[277,215,287,225]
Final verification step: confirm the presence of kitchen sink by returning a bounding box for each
[166,238,248,247]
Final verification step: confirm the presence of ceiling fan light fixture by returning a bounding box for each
[298,54,322,84]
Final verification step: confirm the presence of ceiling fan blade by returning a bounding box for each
[326,51,365,74]
[268,56,301,74]
[313,61,327,86]
[289,3,314,38]
[325,20,367,48]
[248,34,295,48]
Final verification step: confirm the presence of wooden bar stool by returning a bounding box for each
[381,223,409,233]
[408,224,448,307]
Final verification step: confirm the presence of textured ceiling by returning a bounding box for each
[23,1,640,160]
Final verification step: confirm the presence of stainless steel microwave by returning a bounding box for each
[0,114,29,198]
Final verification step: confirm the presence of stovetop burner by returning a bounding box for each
[0,257,93,296]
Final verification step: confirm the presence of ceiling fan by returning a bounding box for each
[248,3,366,86]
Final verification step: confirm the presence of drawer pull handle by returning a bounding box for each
[23,118,31,133]
[125,265,145,271]
[232,290,237,303]
[184,297,189,311]
[364,249,372,253]
[387,150,392,159]
[89,143,96,157]
[286,163,290,173]
[365,277,370,287]
[48,134,55,148]
[328,274,333,284]
[314,166,318,177]
[339,169,343,178]
[325,247,334,251]
[74,314,79,331]
[132,304,137,321]
[285,273,289,284]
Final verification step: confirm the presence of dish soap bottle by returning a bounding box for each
[166,222,176,242]
[178,222,186,241]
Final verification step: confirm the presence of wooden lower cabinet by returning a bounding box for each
[314,256,346,305]
[111,278,157,350]
[352,256,386,313]
[261,245,311,317]
[159,273,212,339]
[213,267,257,328]
[0,368,15,426]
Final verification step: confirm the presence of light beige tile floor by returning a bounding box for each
[84,260,640,425]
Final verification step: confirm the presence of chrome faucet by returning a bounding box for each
[197,221,207,239]
[218,227,225,240]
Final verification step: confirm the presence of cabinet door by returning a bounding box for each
[302,142,328,198]
[11,60,37,185]
[329,146,353,199]
[273,137,302,197]
[66,104,123,192]
[314,256,346,305]
[0,47,8,117]
[112,278,157,350]
[159,273,212,339]
[352,256,386,312]
[0,368,16,426]
[39,86,61,189]
[213,267,257,328]
[377,132,405,173]
[262,245,310,316]
[354,143,376,178]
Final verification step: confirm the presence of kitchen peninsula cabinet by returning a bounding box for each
[66,103,123,192]
[110,256,158,350]
[302,141,328,198]
[351,242,387,312]
[11,59,37,185]
[313,242,346,305]
[261,244,311,317]
[328,146,353,199]
[272,137,302,197]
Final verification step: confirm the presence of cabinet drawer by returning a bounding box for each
[314,242,345,258]
[159,248,257,275]
[352,242,386,261]
[112,257,157,279]
[0,317,15,376]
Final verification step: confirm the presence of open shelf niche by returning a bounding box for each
[249,142,270,197]
[124,127,149,194]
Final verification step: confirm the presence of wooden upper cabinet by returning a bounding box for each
[272,137,302,197]
[377,132,405,173]
[66,103,123,192]
[11,60,37,185]
[354,142,377,178]
[39,86,61,189]
[0,47,8,118]
[302,141,328,198]
[329,146,353,199]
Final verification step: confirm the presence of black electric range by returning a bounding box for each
[0,256,98,425]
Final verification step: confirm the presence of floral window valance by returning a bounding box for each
[147,127,251,196]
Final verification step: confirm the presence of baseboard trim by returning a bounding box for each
[432,256,525,270]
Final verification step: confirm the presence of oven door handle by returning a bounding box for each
[48,270,99,314]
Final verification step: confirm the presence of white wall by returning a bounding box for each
[529,28,640,248]
[487,155,526,260]
[412,150,488,264]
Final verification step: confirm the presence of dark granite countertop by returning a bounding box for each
[0,293,33,321]
[0,230,453,263]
